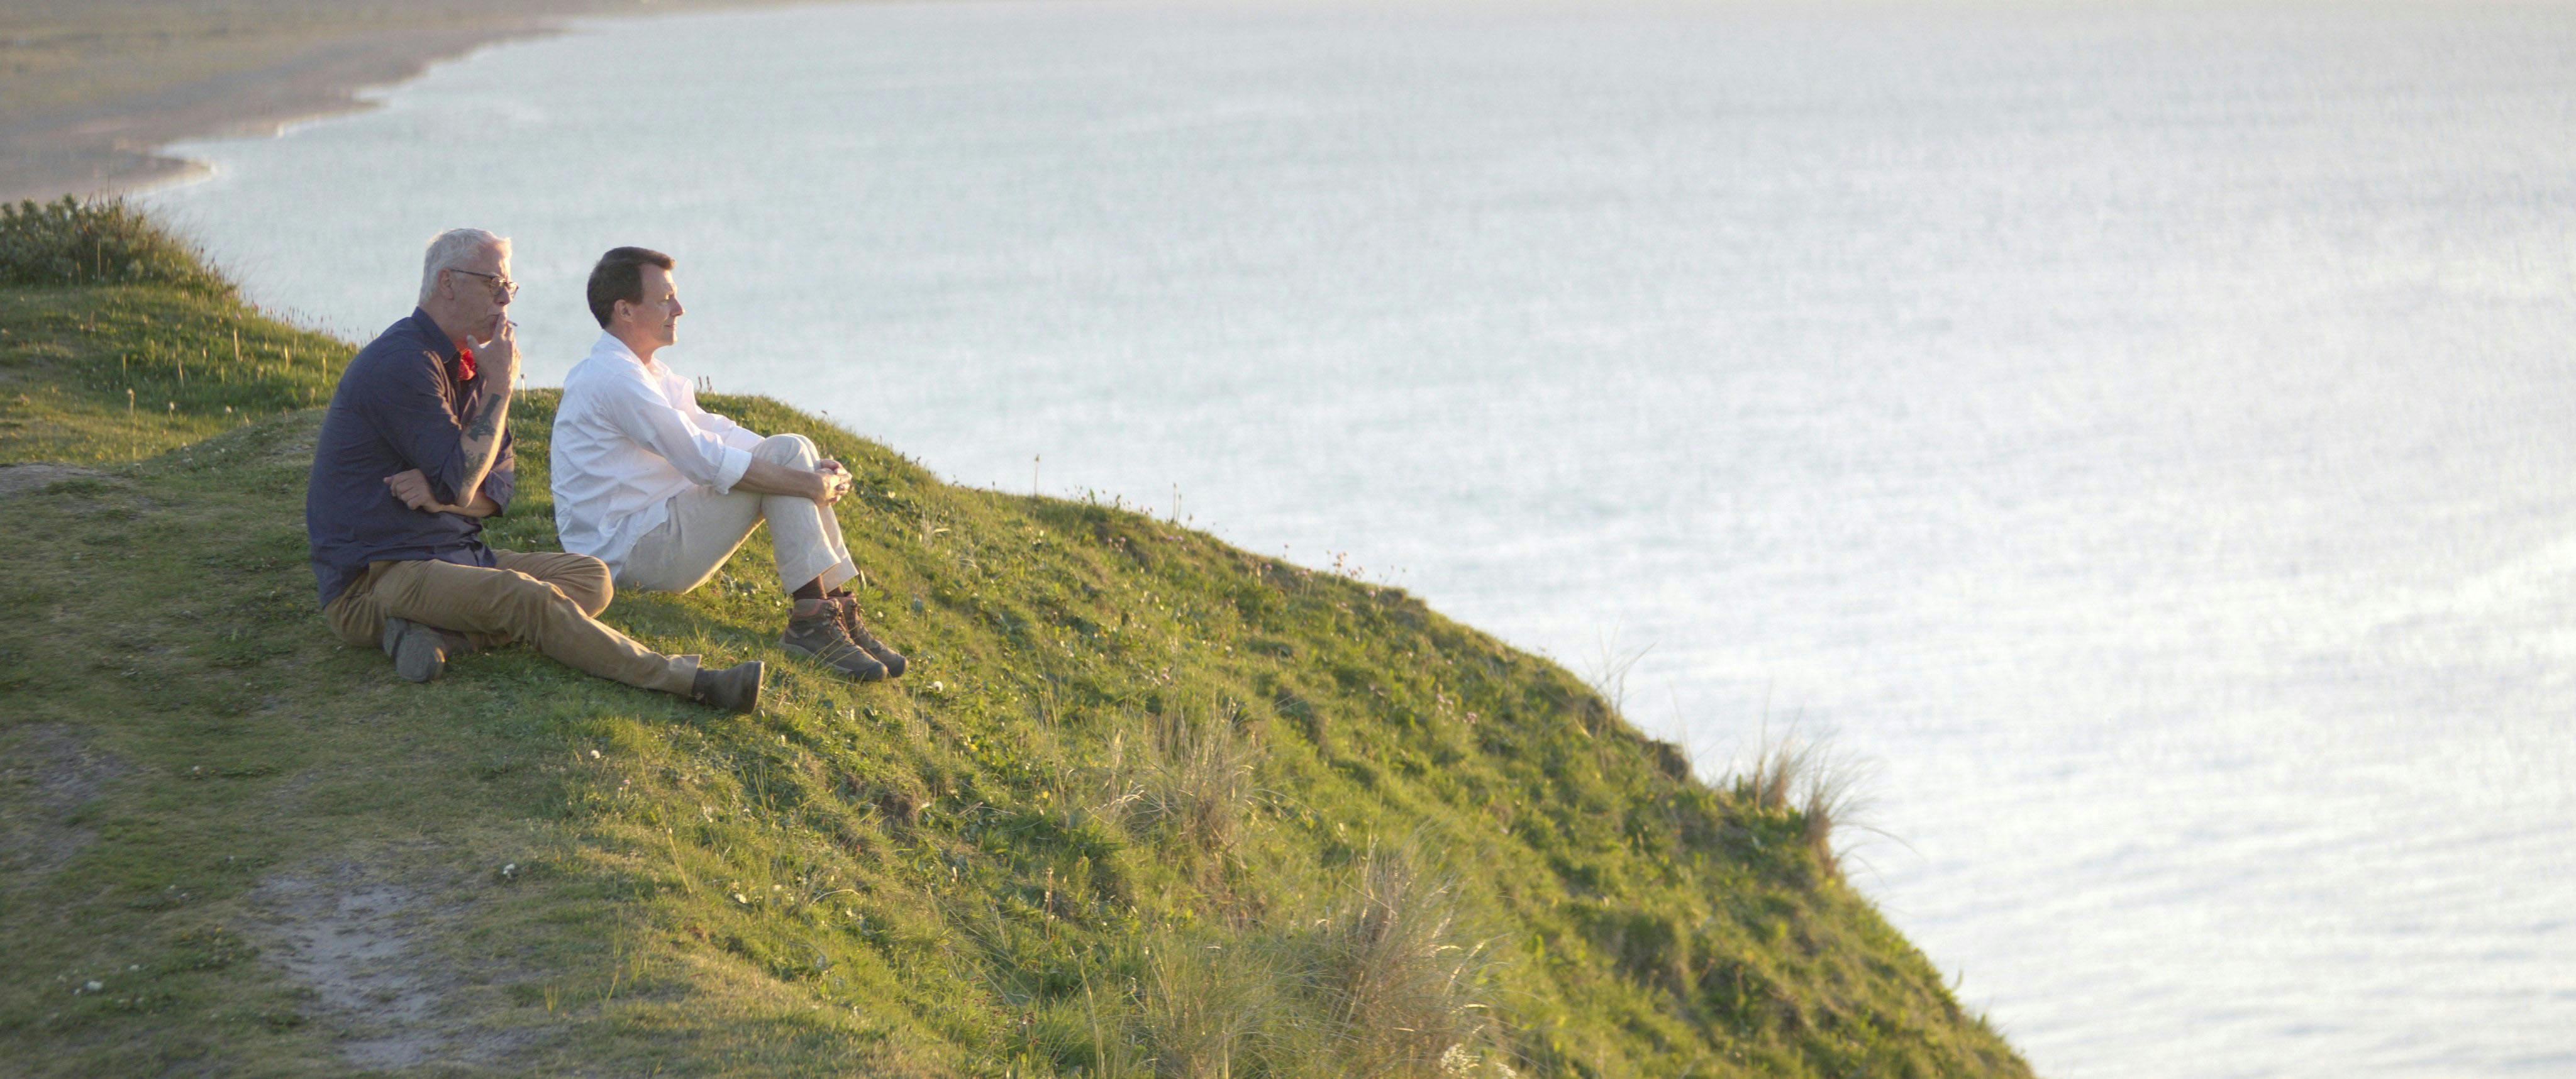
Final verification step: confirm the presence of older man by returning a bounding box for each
[551,246,906,682]
[304,229,762,711]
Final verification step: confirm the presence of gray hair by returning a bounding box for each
[418,228,510,304]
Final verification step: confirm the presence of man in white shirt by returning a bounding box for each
[550,246,904,682]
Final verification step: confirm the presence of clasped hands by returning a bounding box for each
[814,460,853,506]
[386,468,496,516]
[385,468,464,514]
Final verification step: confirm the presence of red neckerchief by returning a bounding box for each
[457,342,477,384]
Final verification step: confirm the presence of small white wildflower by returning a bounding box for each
[84,981,102,992]
[500,863,517,879]
[732,892,750,905]
[589,748,601,759]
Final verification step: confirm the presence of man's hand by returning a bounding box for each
[809,467,850,506]
[818,460,853,505]
[473,316,523,388]
[385,469,459,514]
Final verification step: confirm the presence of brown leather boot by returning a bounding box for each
[782,604,887,682]
[692,660,765,713]
[827,590,907,678]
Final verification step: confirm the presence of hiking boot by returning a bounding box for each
[781,607,887,682]
[828,592,907,678]
[692,660,765,713]
[379,616,457,683]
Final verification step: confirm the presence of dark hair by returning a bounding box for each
[586,246,674,328]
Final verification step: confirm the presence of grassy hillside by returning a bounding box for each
[0,201,2031,1078]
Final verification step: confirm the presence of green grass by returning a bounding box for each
[0,207,2033,1077]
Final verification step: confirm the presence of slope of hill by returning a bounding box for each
[0,201,2030,1077]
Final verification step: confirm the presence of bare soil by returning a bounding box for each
[250,866,528,1070]
[0,722,130,890]
[0,463,108,497]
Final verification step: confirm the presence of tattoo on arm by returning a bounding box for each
[451,382,514,507]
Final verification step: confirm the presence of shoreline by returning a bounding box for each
[0,22,540,206]
[0,1,808,206]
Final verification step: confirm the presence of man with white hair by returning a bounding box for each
[304,228,763,711]
[551,246,906,682]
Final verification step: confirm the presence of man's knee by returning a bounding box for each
[753,433,818,467]
[552,555,614,616]
[504,553,613,614]
[497,570,586,624]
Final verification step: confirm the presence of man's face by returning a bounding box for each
[621,264,683,350]
[444,245,514,342]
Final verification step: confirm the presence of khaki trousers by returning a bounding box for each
[621,433,859,596]
[325,550,698,695]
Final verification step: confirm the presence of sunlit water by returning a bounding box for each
[142,3,2576,1074]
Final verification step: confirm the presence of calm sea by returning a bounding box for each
[144,2,2576,1074]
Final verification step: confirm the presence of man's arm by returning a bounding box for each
[679,384,765,453]
[445,321,519,509]
[376,323,519,510]
[735,457,850,506]
[596,373,756,492]
[385,470,501,516]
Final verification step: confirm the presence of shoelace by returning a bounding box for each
[831,597,895,652]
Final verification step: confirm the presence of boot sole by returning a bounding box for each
[380,617,446,683]
[781,639,887,682]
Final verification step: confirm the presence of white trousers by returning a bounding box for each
[619,433,858,596]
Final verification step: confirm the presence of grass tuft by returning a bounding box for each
[1,197,231,293]
[1308,841,1494,1076]
[1140,934,1277,1078]
[1133,708,1265,860]
[1735,725,1880,880]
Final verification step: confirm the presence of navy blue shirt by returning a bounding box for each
[306,307,516,608]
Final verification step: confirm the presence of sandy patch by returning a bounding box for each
[250,866,527,1070]
[0,21,528,204]
[0,722,129,888]
[0,463,107,498]
[0,1,808,204]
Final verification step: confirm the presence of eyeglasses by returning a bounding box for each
[449,268,519,302]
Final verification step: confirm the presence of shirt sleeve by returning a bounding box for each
[680,382,766,453]
[601,373,755,492]
[368,349,482,506]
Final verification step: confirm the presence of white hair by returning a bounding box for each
[417,228,510,304]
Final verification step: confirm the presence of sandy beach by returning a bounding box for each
[0,0,796,204]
